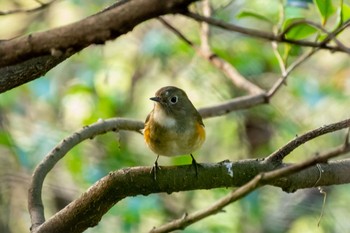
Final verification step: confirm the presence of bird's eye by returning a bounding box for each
[170,96,178,104]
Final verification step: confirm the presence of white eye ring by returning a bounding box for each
[170,96,178,104]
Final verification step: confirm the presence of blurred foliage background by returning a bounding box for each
[1,0,350,232]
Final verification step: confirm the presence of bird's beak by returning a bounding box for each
[150,96,161,102]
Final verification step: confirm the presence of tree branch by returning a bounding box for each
[150,143,350,233]
[265,118,350,164]
[34,155,350,233]
[267,48,317,97]
[183,11,350,53]
[267,16,350,97]
[0,0,198,93]
[198,93,268,118]
[28,91,279,231]
[159,10,265,95]
[28,115,350,232]
[199,0,264,94]
[28,118,144,231]
[0,53,74,94]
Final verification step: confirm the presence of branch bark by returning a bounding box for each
[2,0,349,94]
[0,0,198,93]
[17,1,350,231]
[159,15,265,95]
[36,158,350,233]
[28,116,350,233]
[28,118,144,230]
[150,144,350,233]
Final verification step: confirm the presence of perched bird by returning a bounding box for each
[144,86,205,179]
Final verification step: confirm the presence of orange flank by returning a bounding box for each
[196,122,206,147]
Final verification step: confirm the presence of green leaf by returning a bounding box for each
[330,3,350,32]
[283,19,318,40]
[236,10,274,24]
[342,3,350,21]
[284,44,302,58]
[314,0,335,25]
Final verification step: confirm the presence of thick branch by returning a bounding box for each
[0,53,74,93]
[28,93,274,230]
[29,116,350,232]
[36,158,350,233]
[0,0,197,93]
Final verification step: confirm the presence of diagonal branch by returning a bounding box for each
[0,0,198,93]
[265,118,350,164]
[150,142,350,233]
[159,5,264,95]
[267,48,317,97]
[199,0,264,94]
[0,0,194,68]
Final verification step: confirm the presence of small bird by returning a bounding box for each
[144,86,205,180]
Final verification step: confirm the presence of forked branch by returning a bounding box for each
[150,134,350,233]
[28,116,350,233]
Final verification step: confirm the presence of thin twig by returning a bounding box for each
[159,16,264,94]
[200,0,264,94]
[265,118,350,164]
[268,17,350,98]
[267,48,317,97]
[158,17,194,46]
[182,11,350,54]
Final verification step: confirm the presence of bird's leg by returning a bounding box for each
[190,154,198,177]
[151,155,160,180]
